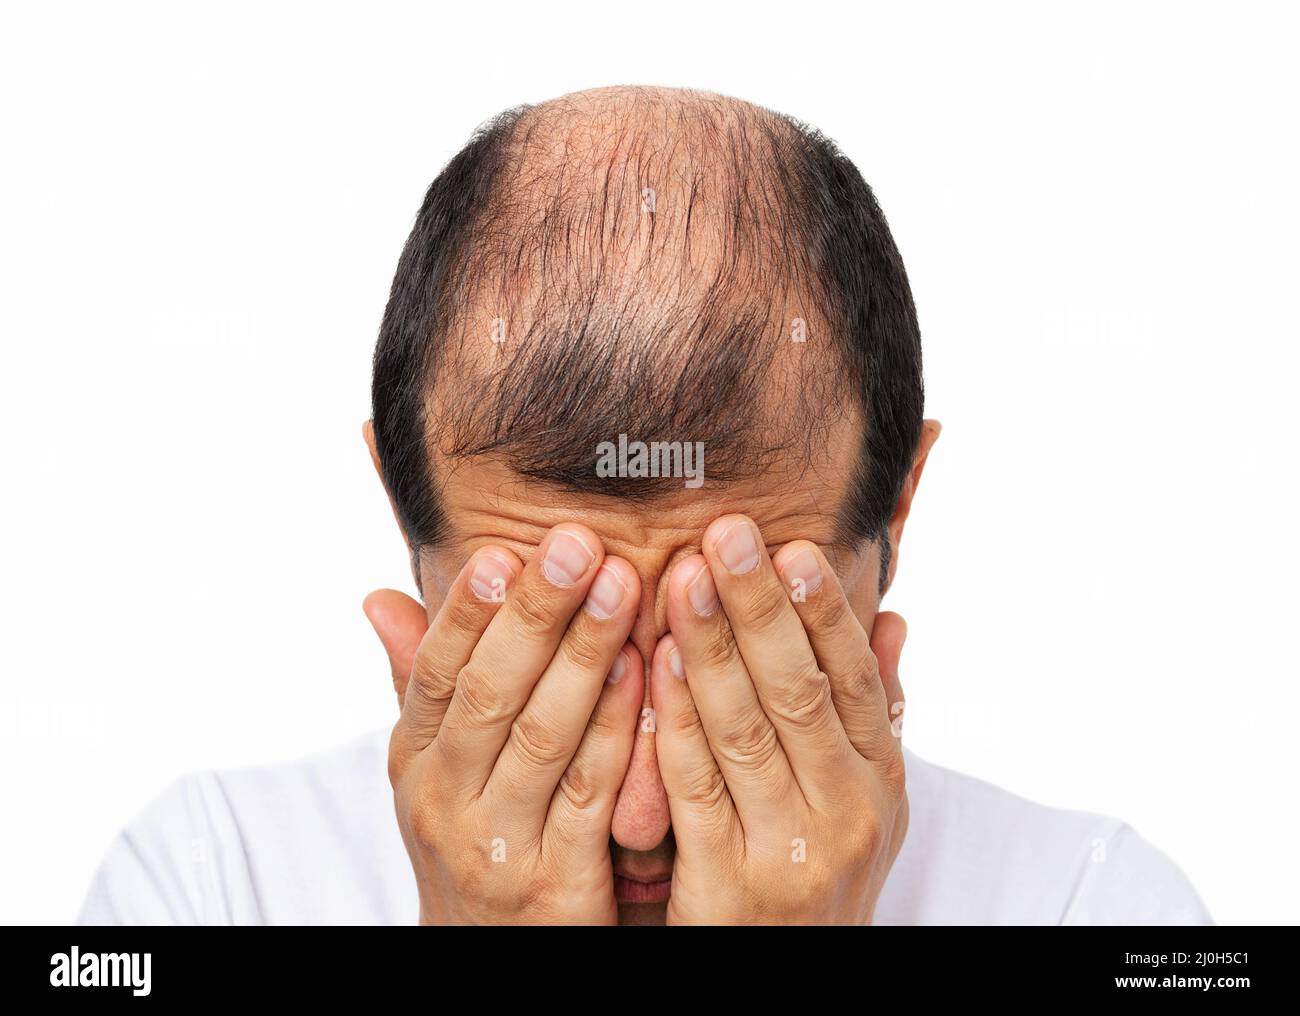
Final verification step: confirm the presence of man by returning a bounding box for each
[79,87,1210,925]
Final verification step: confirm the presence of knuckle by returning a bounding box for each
[714,710,781,771]
[583,696,624,742]
[803,581,846,625]
[407,656,455,708]
[850,644,881,686]
[445,591,491,634]
[878,747,908,798]
[767,664,834,730]
[739,579,791,634]
[838,647,881,706]
[783,850,831,901]
[854,807,885,854]
[406,794,444,854]
[669,697,707,740]
[679,761,729,811]
[696,620,739,671]
[455,848,491,900]
[508,712,570,771]
[454,666,511,728]
[558,622,608,673]
[386,738,406,789]
[806,862,834,901]
[556,760,603,814]
[509,581,563,638]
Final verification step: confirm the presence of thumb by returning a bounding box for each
[362,589,429,706]
[870,611,907,739]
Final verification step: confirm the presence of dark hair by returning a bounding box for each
[372,90,923,582]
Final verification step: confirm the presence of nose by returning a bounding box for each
[609,683,670,850]
[609,583,673,850]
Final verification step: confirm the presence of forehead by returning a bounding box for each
[425,413,859,579]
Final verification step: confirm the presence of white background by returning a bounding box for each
[2,1,1296,925]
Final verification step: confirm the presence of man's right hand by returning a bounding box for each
[363,524,644,924]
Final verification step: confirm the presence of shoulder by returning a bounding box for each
[78,730,414,925]
[876,749,1212,925]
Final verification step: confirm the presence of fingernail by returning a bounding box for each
[542,529,596,586]
[584,564,627,619]
[715,520,760,575]
[469,551,514,602]
[686,565,718,616]
[606,653,627,684]
[669,647,685,679]
[781,546,823,598]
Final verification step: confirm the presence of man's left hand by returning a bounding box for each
[652,514,909,925]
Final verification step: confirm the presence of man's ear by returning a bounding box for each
[883,419,941,591]
[363,419,412,553]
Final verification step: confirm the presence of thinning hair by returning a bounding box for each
[372,88,923,580]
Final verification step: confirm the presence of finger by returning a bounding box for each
[487,555,641,823]
[698,515,855,795]
[543,641,646,864]
[771,540,901,765]
[871,611,908,741]
[435,524,603,794]
[384,547,521,769]
[664,553,800,827]
[649,633,738,852]
[362,588,428,703]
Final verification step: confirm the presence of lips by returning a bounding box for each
[614,873,673,903]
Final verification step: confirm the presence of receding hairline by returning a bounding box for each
[428,85,844,460]
[371,85,924,575]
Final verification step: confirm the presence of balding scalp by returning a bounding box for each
[372,87,922,565]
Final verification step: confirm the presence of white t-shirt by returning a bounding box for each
[77,730,1212,925]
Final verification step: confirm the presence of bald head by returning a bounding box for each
[373,87,923,569]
